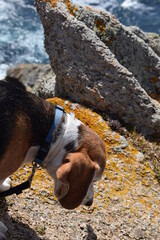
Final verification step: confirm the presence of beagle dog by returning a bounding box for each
[0,81,106,237]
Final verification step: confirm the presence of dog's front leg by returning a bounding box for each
[0,178,11,192]
[0,221,8,240]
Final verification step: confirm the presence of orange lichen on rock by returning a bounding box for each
[149,93,160,104]
[95,19,106,34]
[86,5,102,14]
[86,6,93,11]
[151,76,158,83]
[40,0,60,8]
[63,0,78,16]
[40,0,77,14]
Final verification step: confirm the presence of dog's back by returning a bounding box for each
[0,81,55,159]
[0,81,25,159]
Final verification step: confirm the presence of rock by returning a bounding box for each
[112,136,129,152]
[128,26,160,57]
[71,9,160,96]
[32,70,56,98]
[35,0,160,139]
[5,64,52,87]
[146,32,160,56]
[129,227,145,239]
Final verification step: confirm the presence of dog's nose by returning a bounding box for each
[85,199,93,207]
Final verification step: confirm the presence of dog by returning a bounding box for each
[0,81,106,238]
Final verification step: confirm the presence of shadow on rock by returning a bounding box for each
[0,198,42,240]
[86,224,97,240]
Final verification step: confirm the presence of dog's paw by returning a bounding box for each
[0,178,11,192]
[0,221,8,240]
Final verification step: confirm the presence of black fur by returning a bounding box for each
[65,141,76,152]
[0,81,55,159]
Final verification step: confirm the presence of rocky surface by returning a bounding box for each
[5,64,52,87]
[34,0,160,139]
[32,69,56,98]
[0,98,160,240]
[128,26,160,57]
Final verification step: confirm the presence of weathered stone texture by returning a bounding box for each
[5,64,52,87]
[128,26,160,57]
[73,7,160,95]
[35,0,160,139]
[33,70,56,98]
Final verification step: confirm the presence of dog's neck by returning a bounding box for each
[28,94,56,146]
[45,113,82,176]
[23,112,82,174]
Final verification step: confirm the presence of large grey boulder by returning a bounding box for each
[35,0,160,139]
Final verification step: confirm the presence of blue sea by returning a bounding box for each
[0,0,160,79]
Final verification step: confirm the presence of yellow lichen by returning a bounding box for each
[151,76,158,83]
[86,5,102,14]
[146,66,151,71]
[40,0,60,8]
[149,93,160,104]
[41,0,78,15]
[63,0,78,16]
[95,19,106,34]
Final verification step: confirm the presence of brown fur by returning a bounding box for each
[0,114,32,180]
[57,152,97,209]
[55,124,106,209]
[77,125,106,177]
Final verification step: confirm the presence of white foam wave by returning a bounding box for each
[73,0,103,10]
[0,0,48,77]
[121,0,153,10]
[73,0,120,11]
[73,0,154,11]
[0,64,8,80]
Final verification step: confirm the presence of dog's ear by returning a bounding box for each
[56,152,98,209]
[56,158,71,184]
[54,159,71,199]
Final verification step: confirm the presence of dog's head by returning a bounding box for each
[53,125,106,210]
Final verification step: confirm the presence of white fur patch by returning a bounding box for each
[23,146,39,165]
[0,178,11,192]
[63,113,82,148]
[45,113,82,177]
